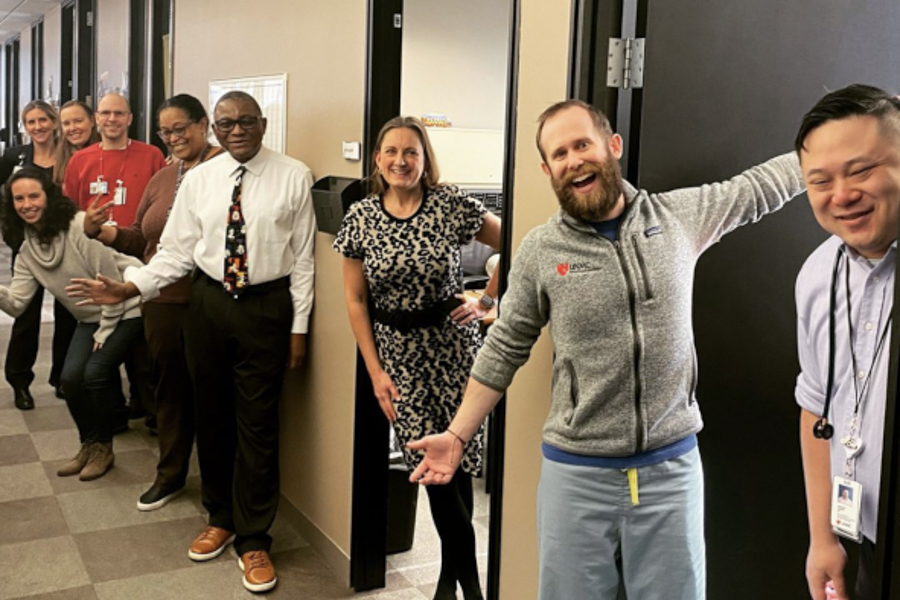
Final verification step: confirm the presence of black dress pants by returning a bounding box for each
[5,285,77,389]
[855,537,875,600]
[183,273,291,556]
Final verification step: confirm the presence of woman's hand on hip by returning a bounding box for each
[450,294,487,326]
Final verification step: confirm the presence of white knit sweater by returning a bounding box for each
[0,212,142,345]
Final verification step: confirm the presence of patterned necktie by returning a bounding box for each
[223,166,248,298]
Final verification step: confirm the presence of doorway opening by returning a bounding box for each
[352,1,521,598]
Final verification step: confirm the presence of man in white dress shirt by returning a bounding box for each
[69,91,316,593]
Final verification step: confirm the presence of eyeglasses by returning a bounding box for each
[157,122,195,142]
[213,116,262,133]
[97,110,130,119]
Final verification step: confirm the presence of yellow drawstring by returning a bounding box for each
[627,467,640,505]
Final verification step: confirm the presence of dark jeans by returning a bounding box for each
[61,318,144,443]
[143,301,194,487]
[5,285,77,389]
[183,273,291,555]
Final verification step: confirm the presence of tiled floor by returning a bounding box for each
[0,244,489,599]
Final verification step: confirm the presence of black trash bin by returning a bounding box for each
[386,458,419,554]
[311,176,364,235]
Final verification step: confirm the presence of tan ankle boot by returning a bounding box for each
[57,443,92,477]
[79,442,115,481]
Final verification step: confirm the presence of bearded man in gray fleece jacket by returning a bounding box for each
[408,99,806,600]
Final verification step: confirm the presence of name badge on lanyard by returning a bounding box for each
[831,476,863,542]
[113,179,126,205]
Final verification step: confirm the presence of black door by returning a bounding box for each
[61,1,75,104]
[629,2,900,598]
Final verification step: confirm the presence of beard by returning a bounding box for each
[552,155,624,221]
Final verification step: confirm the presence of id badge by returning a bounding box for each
[831,476,863,542]
[90,179,109,195]
[113,185,126,206]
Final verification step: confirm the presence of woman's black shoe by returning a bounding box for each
[14,387,35,410]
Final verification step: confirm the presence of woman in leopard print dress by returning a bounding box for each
[334,116,501,600]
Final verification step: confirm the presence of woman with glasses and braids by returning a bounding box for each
[0,100,77,410]
[80,94,223,512]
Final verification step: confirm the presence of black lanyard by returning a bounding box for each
[815,246,892,439]
[844,253,893,417]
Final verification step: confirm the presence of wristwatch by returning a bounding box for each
[478,294,495,310]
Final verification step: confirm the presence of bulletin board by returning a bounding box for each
[208,74,288,153]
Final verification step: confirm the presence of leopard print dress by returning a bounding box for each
[334,184,487,476]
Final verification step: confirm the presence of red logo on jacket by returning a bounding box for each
[556,263,569,276]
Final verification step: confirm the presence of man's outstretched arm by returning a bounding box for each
[408,378,505,485]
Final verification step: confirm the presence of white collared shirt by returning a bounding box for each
[126,146,317,333]
[795,237,895,541]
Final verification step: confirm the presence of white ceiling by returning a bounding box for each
[0,0,63,44]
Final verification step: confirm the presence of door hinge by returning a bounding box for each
[607,37,645,90]
[86,11,93,27]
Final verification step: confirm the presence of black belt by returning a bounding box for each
[372,297,461,334]
[195,270,289,296]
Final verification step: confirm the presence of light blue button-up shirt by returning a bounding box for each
[795,236,895,542]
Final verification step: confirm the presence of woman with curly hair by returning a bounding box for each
[0,100,77,409]
[0,167,143,480]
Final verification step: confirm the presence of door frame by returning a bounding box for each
[352,1,521,597]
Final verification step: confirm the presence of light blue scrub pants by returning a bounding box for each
[537,447,705,600]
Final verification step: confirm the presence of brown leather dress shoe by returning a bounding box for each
[238,550,277,593]
[188,526,235,561]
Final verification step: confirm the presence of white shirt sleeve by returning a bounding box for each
[288,168,316,334]
[126,171,201,300]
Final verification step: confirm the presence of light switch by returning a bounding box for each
[342,141,361,161]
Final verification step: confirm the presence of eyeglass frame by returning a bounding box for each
[156,121,197,143]
[213,116,264,133]
[96,110,131,119]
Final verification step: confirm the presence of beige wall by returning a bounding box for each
[43,6,62,104]
[173,0,367,579]
[498,0,572,597]
[19,27,32,117]
[96,0,130,98]
[402,0,511,130]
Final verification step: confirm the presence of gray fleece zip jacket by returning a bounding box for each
[471,153,805,456]
[0,212,142,345]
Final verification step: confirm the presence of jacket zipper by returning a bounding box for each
[631,235,655,300]
[612,239,645,453]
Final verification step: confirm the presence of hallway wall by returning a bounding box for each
[43,6,61,103]
[497,0,571,596]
